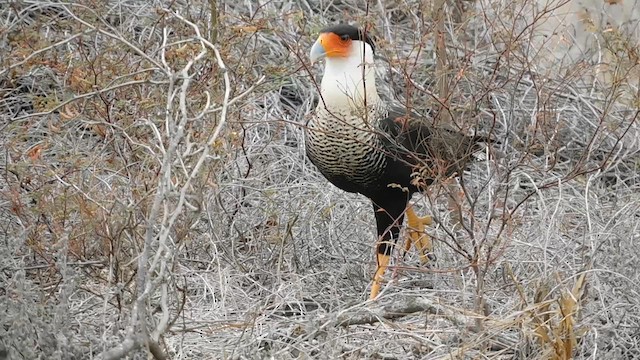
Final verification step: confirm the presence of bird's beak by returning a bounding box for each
[309,37,326,64]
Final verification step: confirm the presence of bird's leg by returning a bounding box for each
[370,250,391,300]
[370,201,405,299]
[405,207,433,264]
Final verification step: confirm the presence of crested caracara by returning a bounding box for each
[307,24,485,299]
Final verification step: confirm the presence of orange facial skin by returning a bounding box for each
[317,32,352,58]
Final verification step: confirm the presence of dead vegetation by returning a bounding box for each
[0,0,638,359]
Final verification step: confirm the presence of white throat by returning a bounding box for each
[319,41,379,110]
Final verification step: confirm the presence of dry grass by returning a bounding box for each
[0,0,638,359]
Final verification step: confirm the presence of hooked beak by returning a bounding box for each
[309,38,326,64]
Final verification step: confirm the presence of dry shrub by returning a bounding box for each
[0,0,638,359]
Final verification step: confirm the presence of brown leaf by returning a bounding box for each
[27,144,42,161]
[60,104,80,120]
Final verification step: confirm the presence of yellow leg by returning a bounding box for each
[404,229,413,253]
[406,207,433,264]
[370,252,390,300]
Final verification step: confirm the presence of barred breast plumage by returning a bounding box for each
[306,105,388,194]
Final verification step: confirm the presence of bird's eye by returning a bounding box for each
[340,34,350,41]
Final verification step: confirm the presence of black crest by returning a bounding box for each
[320,24,376,54]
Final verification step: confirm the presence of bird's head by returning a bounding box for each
[309,24,379,109]
[309,24,376,64]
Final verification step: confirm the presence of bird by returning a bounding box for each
[306,24,486,299]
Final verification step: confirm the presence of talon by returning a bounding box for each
[426,252,437,262]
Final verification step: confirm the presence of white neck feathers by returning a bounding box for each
[319,41,379,110]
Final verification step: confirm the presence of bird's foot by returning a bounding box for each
[405,208,435,264]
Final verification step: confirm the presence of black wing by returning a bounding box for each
[379,105,486,181]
